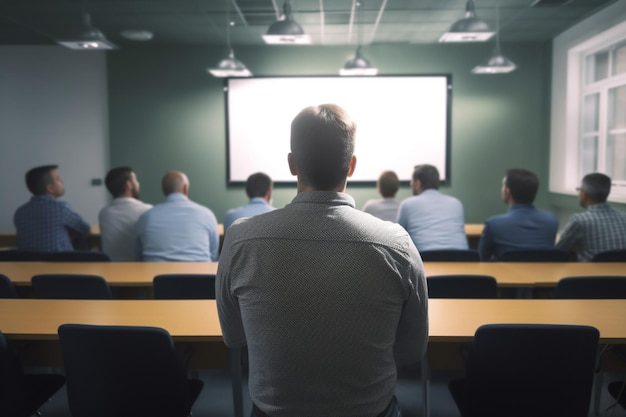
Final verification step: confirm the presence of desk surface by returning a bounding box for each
[0,298,625,344]
[0,262,219,286]
[1,261,624,288]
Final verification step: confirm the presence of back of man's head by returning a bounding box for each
[290,104,356,190]
[161,171,188,196]
[412,164,440,190]
[25,165,58,196]
[505,168,539,204]
[582,172,611,203]
[105,167,133,198]
[378,171,399,198]
[246,172,272,198]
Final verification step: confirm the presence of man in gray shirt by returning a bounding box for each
[217,104,428,417]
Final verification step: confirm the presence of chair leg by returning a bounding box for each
[421,350,430,417]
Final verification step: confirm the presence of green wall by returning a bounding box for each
[108,42,561,224]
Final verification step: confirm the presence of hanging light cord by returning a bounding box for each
[495,0,500,50]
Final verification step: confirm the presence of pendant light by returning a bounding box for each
[57,12,117,50]
[472,0,516,74]
[340,1,377,76]
[439,0,494,43]
[208,4,252,78]
[263,1,311,45]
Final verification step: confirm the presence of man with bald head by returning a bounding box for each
[135,171,220,261]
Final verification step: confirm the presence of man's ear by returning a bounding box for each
[347,155,357,178]
[288,153,297,176]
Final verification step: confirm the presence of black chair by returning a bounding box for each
[608,381,626,409]
[420,249,480,262]
[591,249,626,262]
[153,274,216,299]
[554,276,626,299]
[0,249,46,262]
[58,324,204,417]
[0,330,65,417]
[427,275,497,298]
[498,248,576,262]
[449,323,599,417]
[44,251,111,262]
[31,274,112,299]
[0,274,17,298]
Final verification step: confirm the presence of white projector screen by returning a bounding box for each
[226,75,451,185]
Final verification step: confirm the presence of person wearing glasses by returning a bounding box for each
[556,172,626,261]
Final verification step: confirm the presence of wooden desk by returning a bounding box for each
[0,262,219,286]
[1,298,624,344]
[1,261,624,289]
[424,262,626,288]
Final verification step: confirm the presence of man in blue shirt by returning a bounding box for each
[135,170,220,261]
[14,164,90,252]
[397,164,468,252]
[223,172,275,231]
[478,168,558,261]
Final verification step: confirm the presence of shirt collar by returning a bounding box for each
[291,191,355,208]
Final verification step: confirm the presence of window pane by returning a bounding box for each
[581,135,598,173]
[585,50,609,83]
[583,93,599,133]
[607,133,626,181]
[609,85,626,130]
[612,39,626,76]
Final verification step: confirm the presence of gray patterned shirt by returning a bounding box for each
[556,203,626,261]
[217,191,428,417]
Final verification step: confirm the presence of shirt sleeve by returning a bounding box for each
[478,222,494,261]
[555,217,582,252]
[393,240,429,366]
[62,202,91,236]
[208,212,220,262]
[216,233,247,348]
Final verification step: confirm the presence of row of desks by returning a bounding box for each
[1,261,624,288]
[1,298,625,344]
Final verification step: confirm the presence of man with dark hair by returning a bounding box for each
[478,168,558,260]
[14,164,90,252]
[361,170,400,222]
[556,172,626,261]
[217,104,428,417]
[397,164,468,251]
[223,172,275,231]
[98,167,152,261]
[135,170,219,261]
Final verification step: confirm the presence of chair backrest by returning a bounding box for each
[420,249,480,262]
[554,276,626,299]
[0,275,18,298]
[44,251,111,262]
[58,324,202,417]
[427,275,498,298]
[153,274,216,299]
[498,248,575,262]
[0,249,46,262]
[31,274,112,299]
[0,330,26,414]
[460,324,599,417]
[591,249,626,262]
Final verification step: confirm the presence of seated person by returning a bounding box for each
[478,168,558,260]
[99,167,153,261]
[361,170,401,222]
[223,172,275,231]
[556,172,626,261]
[135,171,220,261]
[397,164,468,251]
[14,164,90,252]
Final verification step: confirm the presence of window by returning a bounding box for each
[555,17,626,203]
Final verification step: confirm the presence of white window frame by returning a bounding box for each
[555,18,626,203]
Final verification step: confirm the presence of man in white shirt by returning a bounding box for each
[98,167,152,261]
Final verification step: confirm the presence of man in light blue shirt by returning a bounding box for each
[135,171,220,261]
[223,172,275,231]
[397,164,468,252]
